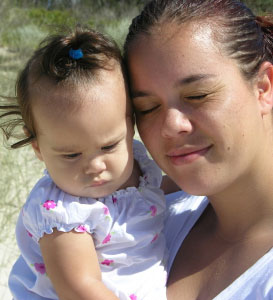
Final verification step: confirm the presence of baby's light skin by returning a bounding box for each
[37,65,133,300]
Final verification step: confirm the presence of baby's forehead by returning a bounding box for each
[32,63,122,94]
[30,65,129,115]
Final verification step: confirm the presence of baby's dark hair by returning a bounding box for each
[124,0,273,81]
[0,26,123,148]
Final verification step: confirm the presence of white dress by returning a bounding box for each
[9,140,168,300]
[165,192,273,300]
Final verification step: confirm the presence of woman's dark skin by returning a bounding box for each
[125,1,273,298]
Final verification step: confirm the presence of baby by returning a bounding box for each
[0,26,178,300]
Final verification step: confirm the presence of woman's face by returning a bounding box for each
[127,22,267,196]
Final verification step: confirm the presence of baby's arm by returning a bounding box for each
[39,229,119,300]
[161,175,181,194]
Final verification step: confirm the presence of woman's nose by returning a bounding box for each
[84,157,106,175]
[161,108,193,138]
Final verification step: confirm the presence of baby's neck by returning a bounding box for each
[120,159,142,190]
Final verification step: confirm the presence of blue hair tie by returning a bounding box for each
[69,48,83,60]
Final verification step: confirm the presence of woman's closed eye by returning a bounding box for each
[185,94,208,101]
[135,104,160,115]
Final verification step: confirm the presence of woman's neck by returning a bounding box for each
[208,156,273,243]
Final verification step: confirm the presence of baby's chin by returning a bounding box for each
[79,187,117,199]
[59,181,120,199]
[51,173,120,199]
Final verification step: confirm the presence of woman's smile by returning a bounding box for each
[167,145,213,165]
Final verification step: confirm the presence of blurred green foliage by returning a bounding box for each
[0,0,143,56]
[28,8,75,28]
[244,0,273,13]
[0,0,271,53]
[6,0,272,12]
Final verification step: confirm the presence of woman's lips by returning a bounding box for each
[167,145,212,165]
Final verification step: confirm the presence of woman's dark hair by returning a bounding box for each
[124,0,273,80]
[0,26,122,148]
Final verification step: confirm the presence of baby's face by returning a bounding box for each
[31,67,135,198]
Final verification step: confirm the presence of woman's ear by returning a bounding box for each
[256,61,273,115]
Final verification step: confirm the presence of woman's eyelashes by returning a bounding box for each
[133,92,210,115]
[134,95,208,115]
[135,104,160,115]
[185,94,208,101]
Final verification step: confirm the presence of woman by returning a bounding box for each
[124,0,273,299]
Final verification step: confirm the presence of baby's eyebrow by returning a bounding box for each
[51,146,80,153]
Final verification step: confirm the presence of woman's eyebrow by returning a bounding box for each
[131,90,149,99]
[131,74,216,99]
[176,74,216,87]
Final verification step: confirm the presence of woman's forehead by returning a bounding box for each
[127,22,226,78]
[129,21,221,60]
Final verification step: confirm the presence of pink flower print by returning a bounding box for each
[130,294,137,300]
[101,259,114,266]
[103,206,109,215]
[102,233,111,244]
[112,196,117,204]
[76,225,87,232]
[34,263,46,275]
[151,233,159,243]
[150,205,157,216]
[26,230,33,237]
[43,200,56,210]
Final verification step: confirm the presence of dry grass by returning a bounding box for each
[0,46,44,295]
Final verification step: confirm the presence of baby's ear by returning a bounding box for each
[23,126,44,161]
[256,61,273,115]
[23,125,31,137]
[31,139,44,162]
[24,126,43,162]
[23,126,43,161]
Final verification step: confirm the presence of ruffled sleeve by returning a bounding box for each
[22,173,112,243]
[133,139,163,188]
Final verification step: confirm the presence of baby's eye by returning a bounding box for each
[63,153,81,159]
[101,142,118,151]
